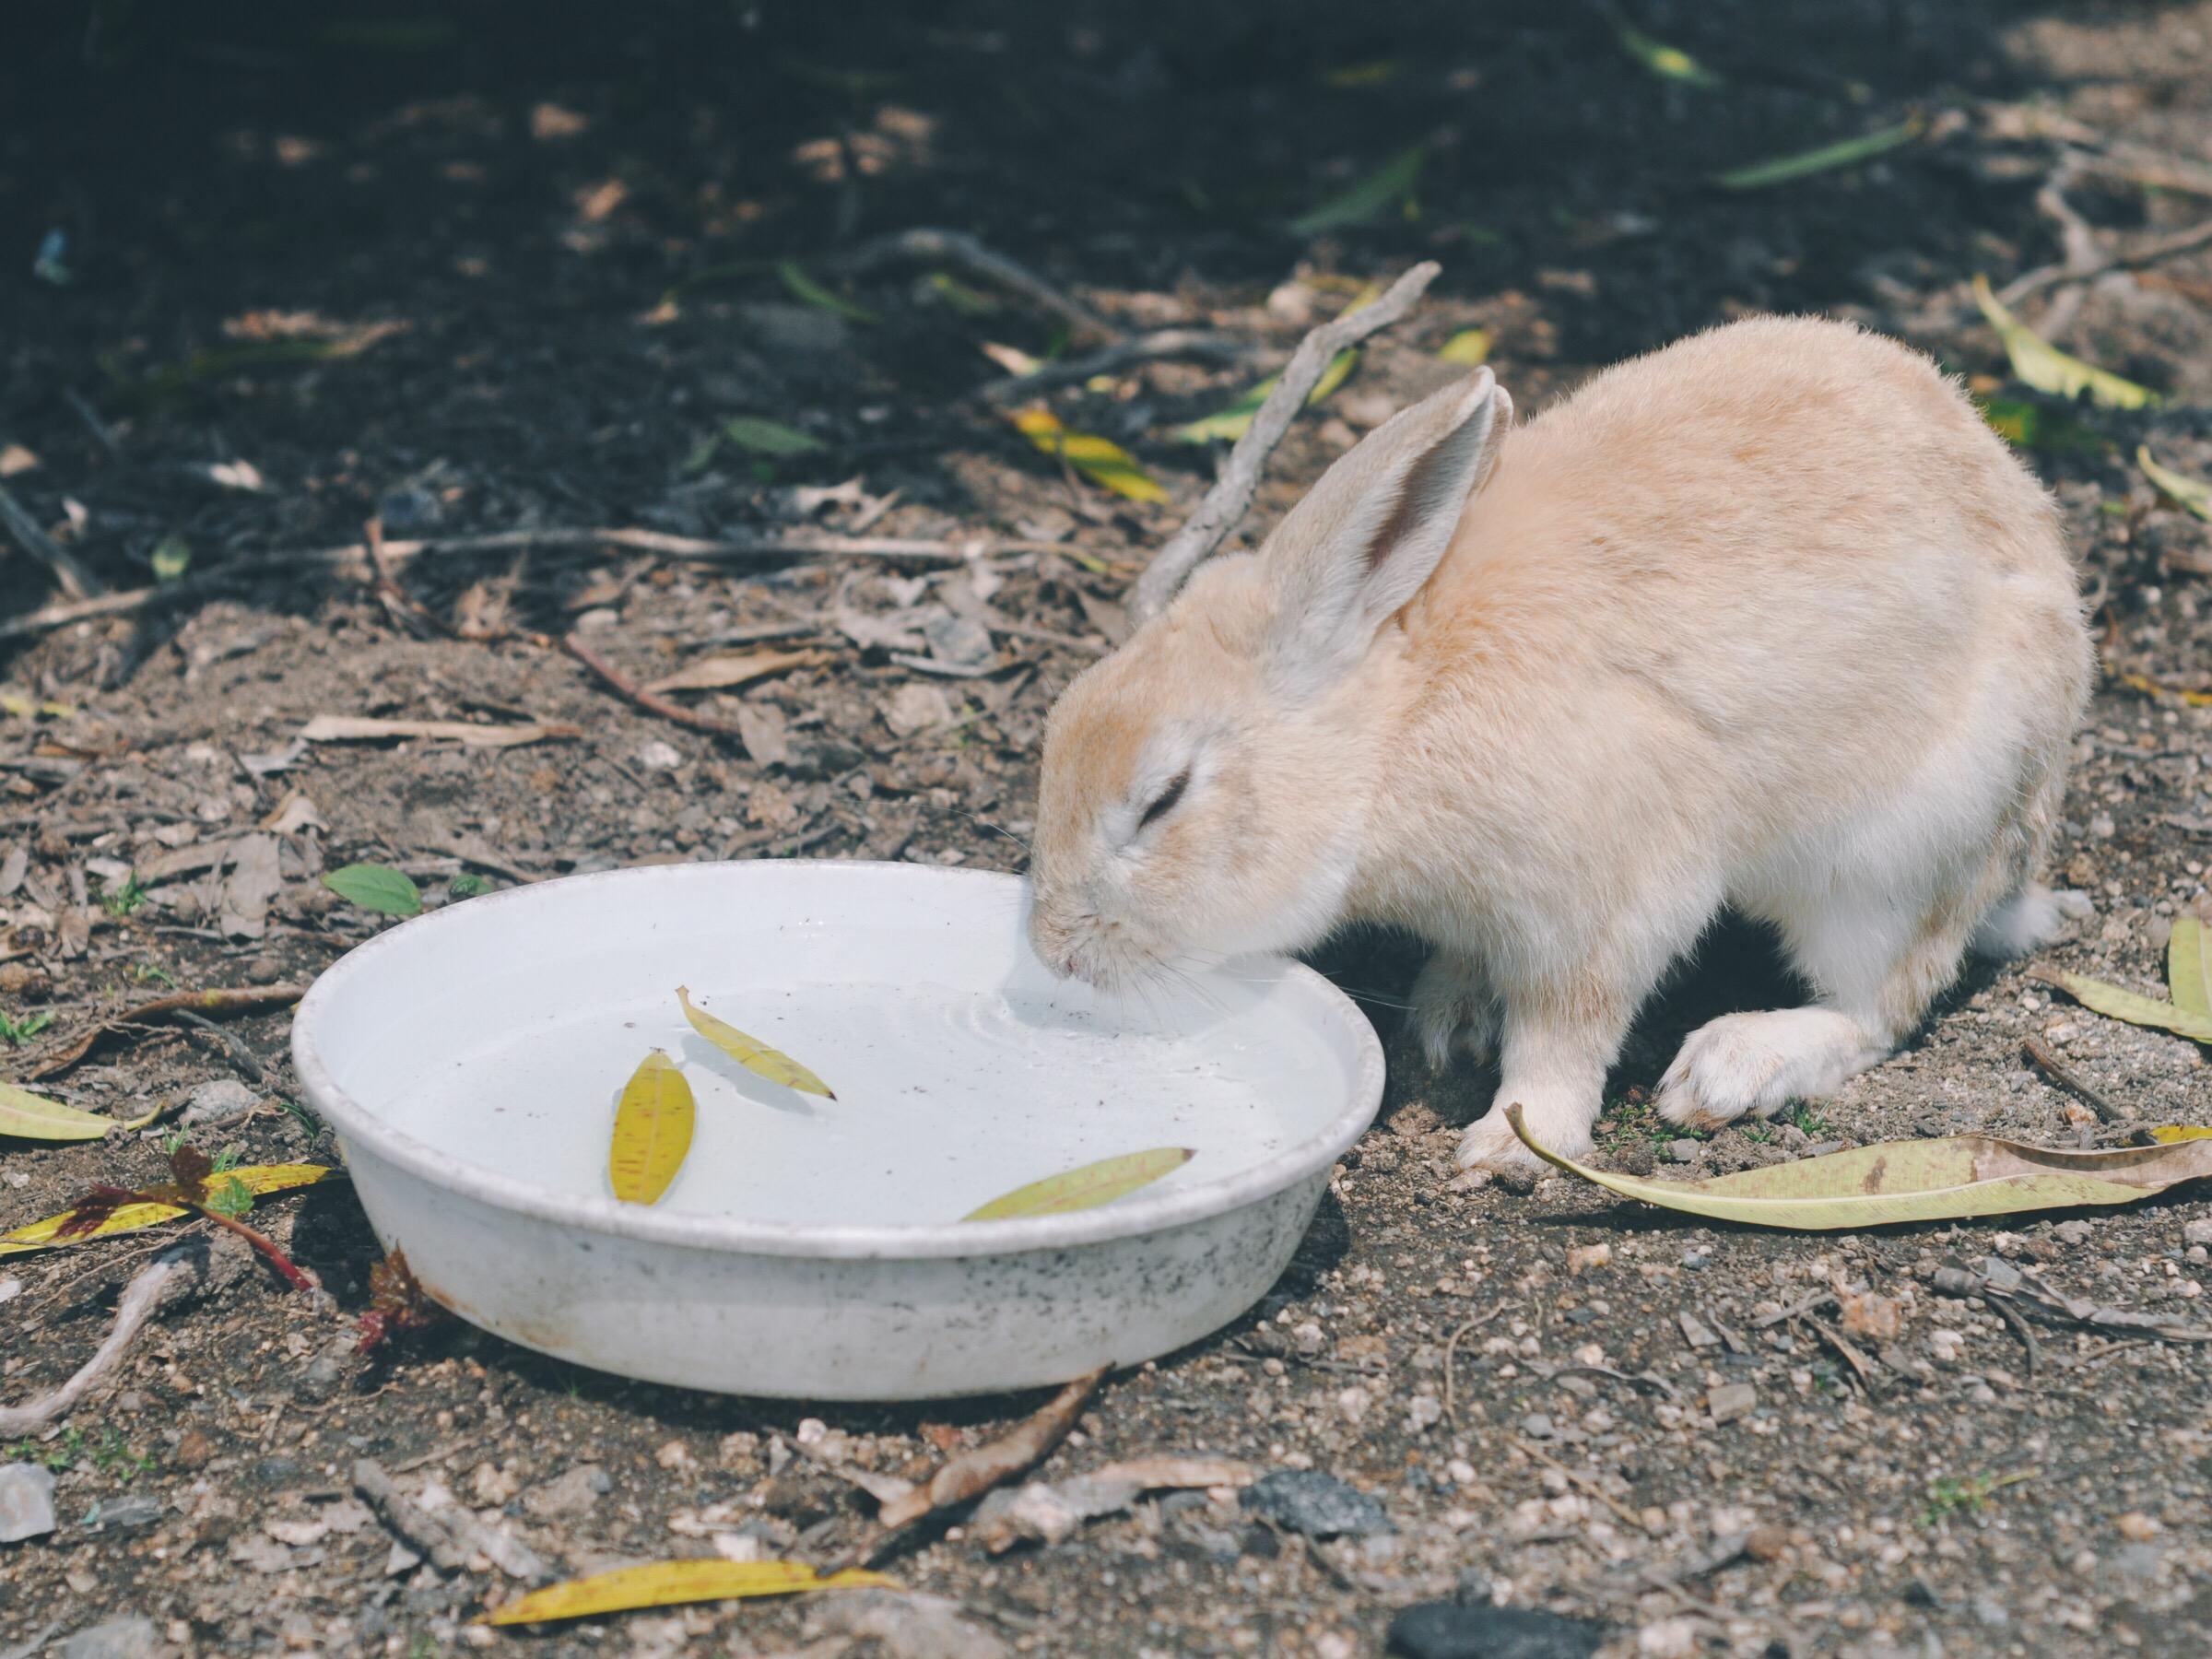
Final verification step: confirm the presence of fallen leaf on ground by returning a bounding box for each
[2173,916,2211,1018]
[1172,349,1359,444]
[1288,143,1426,236]
[2030,962,2212,1044]
[0,1164,335,1257]
[2118,670,2212,708]
[1972,276,2159,410]
[322,864,423,919]
[877,1366,1110,1531]
[1008,408,1168,502]
[641,648,829,695]
[0,1081,124,1143]
[1507,1103,2212,1228]
[962,1147,1194,1220]
[609,1052,694,1206]
[484,1559,894,1625]
[2138,445,2212,520]
[1437,328,1491,367]
[1977,394,2102,454]
[1712,115,1924,191]
[779,260,879,325]
[724,417,829,457]
[300,714,580,747]
[1606,6,1724,87]
[25,984,307,1080]
[677,986,835,1098]
[971,1455,1256,1552]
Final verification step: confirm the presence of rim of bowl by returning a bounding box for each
[290,860,1386,1261]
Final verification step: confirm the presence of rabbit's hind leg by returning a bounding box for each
[1656,857,2006,1132]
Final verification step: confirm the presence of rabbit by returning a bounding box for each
[1026,315,2093,1175]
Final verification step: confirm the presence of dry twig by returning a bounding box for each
[354,1457,551,1581]
[832,227,1119,343]
[1130,261,1442,623]
[0,481,103,601]
[0,527,1062,645]
[2023,1033,2126,1124]
[27,983,306,1080]
[980,329,1251,402]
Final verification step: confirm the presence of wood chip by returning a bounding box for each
[641,648,830,696]
[300,715,580,747]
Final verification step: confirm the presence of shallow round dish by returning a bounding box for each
[290,860,1383,1399]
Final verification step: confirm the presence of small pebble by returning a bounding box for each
[1240,1469,1392,1538]
[2054,1219,2093,1247]
[182,1077,258,1125]
[1706,1382,1757,1425]
[60,1618,161,1659]
[1665,1139,1701,1163]
[0,1462,57,1543]
[2184,1219,2212,1249]
[1385,1602,1606,1659]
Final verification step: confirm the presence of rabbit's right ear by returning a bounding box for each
[1260,370,1507,697]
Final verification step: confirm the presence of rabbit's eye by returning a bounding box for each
[1137,768,1191,831]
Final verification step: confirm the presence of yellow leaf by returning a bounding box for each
[1507,1104,2212,1230]
[483,1559,897,1626]
[2169,917,2211,1020]
[2115,670,2212,707]
[1437,329,1491,367]
[2139,445,2212,522]
[2031,965,2212,1045]
[677,987,834,1099]
[1008,408,1169,503]
[608,1052,695,1206]
[963,1147,1194,1221]
[0,1164,336,1258]
[1972,276,2159,410]
[2153,1125,2212,1145]
[1172,349,1359,445]
[0,1081,120,1143]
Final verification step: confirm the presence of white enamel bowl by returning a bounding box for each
[290,861,1383,1400]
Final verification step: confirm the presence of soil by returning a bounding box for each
[3,3,2212,1655]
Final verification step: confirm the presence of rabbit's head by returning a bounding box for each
[1029,370,1509,990]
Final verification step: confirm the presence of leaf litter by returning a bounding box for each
[1972,274,2159,409]
[483,1559,896,1627]
[1507,1102,2212,1228]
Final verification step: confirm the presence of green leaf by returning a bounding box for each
[1712,115,1924,192]
[1606,6,1724,88]
[1288,144,1426,237]
[1972,276,2159,410]
[449,873,490,900]
[149,534,191,582]
[322,864,424,918]
[2172,917,2211,1020]
[2032,964,2212,1044]
[723,418,830,457]
[1437,329,1491,368]
[963,1147,1194,1221]
[1975,395,2102,455]
[778,261,879,325]
[1507,1103,2212,1229]
[0,1081,120,1143]
[1009,408,1169,502]
[1171,349,1359,445]
[2139,445,2212,520]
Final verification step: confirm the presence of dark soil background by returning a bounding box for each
[2,3,2211,1655]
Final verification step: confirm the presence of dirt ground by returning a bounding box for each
[4,2,2212,1654]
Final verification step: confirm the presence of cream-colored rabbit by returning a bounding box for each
[1028,316,2091,1174]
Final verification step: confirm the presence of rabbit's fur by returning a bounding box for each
[1030,316,2091,1173]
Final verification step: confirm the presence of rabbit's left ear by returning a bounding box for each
[1260,369,1508,693]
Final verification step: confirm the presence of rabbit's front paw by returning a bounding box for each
[1411,951,1500,1070]
[1655,1008,1885,1129]
[1454,1096,1591,1178]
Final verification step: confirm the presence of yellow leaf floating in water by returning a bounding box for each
[483,1559,897,1626]
[2030,963,2212,1046]
[2173,916,2211,1020]
[1506,1104,2212,1230]
[1972,276,2159,410]
[1008,408,1169,503]
[0,1081,122,1143]
[677,986,835,1098]
[608,1052,695,1206]
[963,1147,1194,1221]
[0,1165,337,1258]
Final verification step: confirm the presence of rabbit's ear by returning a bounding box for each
[1262,370,1507,692]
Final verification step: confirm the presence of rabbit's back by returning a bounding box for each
[1402,316,2089,860]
